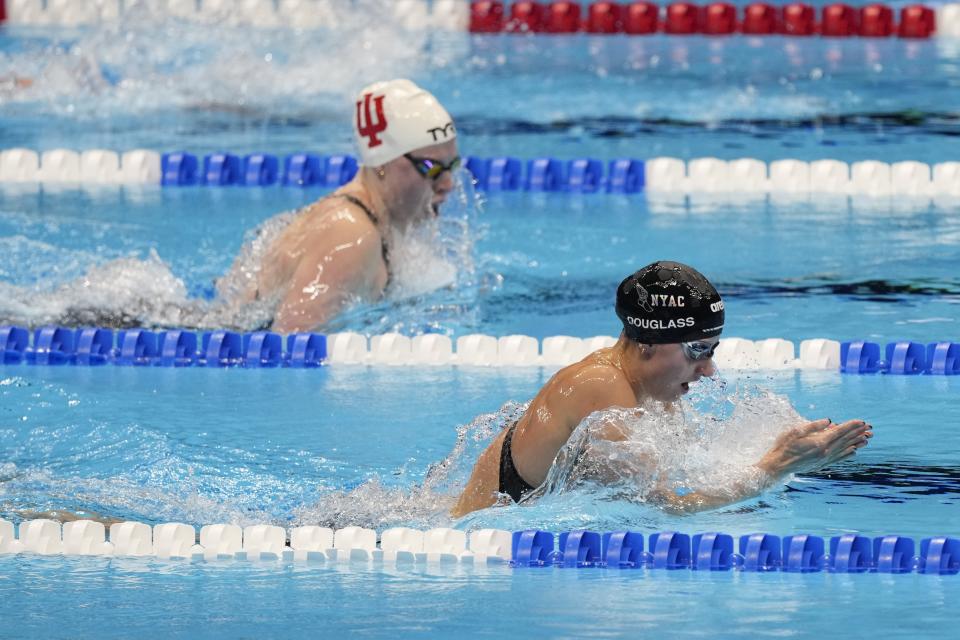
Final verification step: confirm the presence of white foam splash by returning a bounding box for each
[292,401,525,531]
[538,380,801,506]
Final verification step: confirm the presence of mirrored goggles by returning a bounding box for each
[681,340,719,361]
[404,153,461,180]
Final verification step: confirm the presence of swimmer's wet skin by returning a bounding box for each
[452,261,873,517]
[217,79,459,334]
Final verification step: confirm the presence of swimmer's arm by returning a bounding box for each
[271,232,383,333]
[649,469,776,514]
[652,419,873,513]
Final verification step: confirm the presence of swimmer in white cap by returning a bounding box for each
[219,79,460,333]
[452,261,873,517]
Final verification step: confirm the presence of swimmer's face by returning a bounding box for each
[641,340,717,401]
[382,139,459,227]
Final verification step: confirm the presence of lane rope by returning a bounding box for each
[2,326,958,373]
[2,149,959,197]
[1,518,957,574]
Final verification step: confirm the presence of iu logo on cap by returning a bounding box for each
[356,93,387,148]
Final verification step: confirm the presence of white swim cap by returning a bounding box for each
[353,79,456,167]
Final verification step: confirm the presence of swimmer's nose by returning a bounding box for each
[697,358,717,378]
[434,169,455,196]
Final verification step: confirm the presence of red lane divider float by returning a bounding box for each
[470,2,938,38]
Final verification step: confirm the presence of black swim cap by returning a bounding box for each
[615,261,724,344]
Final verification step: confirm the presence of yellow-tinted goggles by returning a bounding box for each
[404,153,461,180]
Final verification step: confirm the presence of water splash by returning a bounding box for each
[292,401,526,532]
[289,380,811,532]
[537,379,800,506]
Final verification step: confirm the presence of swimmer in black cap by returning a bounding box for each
[452,261,873,517]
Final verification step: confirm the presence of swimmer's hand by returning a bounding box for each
[757,418,873,479]
[650,419,871,514]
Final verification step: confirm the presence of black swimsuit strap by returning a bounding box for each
[338,194,391,275]
[499,422,535,503]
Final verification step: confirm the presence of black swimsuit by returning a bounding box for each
[499,422,535,503]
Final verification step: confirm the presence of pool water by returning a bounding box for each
[1,3,959,638]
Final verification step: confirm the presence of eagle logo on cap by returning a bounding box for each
[634,283,654,313]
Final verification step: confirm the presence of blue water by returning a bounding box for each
[1,5,960,638]
[1,186,957,342]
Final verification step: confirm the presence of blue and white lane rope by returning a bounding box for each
[2,149,959,197]
[1,518,957,575]
[1,326,958,374]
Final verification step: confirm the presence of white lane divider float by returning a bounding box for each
[328,332,841,371]
[645,157,960,197]
[0,148,162,185]
[0,518,515,566]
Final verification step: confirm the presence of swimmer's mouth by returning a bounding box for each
[431,202,441,216]
[681,382,690,393]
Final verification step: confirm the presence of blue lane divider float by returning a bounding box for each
[840,340,960,375]
[243,154,279,186]
[557,530,602,568]
[0,326,326,368]
[602,531,646,568]
[27,326,76,365]
[918,537,960,575]
[468,156,645,193]
[161,151,199,186]
[160,152,641,193]
[159,330,198,367]
[202,153,241,186]
[740,533,781,571]
[505,531,960,575]
[926,342,960,375]
[511,530,555,567]
[116,329,158,366]
[0,326,29,364]
[692,532,734,571]
[162,152,359,188]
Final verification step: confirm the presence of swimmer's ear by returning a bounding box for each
[376,166,386,179]
[638,343,656,358]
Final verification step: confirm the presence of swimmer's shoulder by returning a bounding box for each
[287,192,382,249]
[304,190,379,229]
[551,359,636,413]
